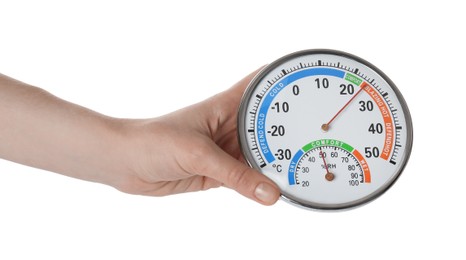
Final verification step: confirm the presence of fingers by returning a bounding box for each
[176,66,279,205]
[219,65,267,104]
[188,140,280,205]
[230,65,266,92]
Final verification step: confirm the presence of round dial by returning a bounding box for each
[238,49,413,210]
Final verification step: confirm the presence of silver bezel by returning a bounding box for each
[237,49,413,210]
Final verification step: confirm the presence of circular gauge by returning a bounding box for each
[238,49,413,210]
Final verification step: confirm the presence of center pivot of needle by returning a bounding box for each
[320,149,335,182]
[321,124,329,132]
[321,87,365,131]
[325,172,335,182]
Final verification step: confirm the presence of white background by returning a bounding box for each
[0,1,464,259]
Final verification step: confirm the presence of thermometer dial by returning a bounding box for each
[238,49,413,210]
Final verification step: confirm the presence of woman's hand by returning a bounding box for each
[114,69,280,205]
[0,69,280,205]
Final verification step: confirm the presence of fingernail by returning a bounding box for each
[254,183,279,205]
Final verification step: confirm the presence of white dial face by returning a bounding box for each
[238,50,413,210]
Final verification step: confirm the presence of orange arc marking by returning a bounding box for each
[361,82,394,160]
[353,149,371,183]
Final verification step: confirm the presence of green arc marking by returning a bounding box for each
[345,73,363,86]
[302,139,354,153]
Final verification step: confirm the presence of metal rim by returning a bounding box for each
[237,49,413,210]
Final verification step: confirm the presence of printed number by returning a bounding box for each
[292,85,300,95]
[359,100,374,111]
[270,125,285,136]
[272,102,289,113]
[340,84,355,95]
[276,149,291,160]
[315,78,329,89]
[365,147,380,158]
[368,123,383,134]
[301,181,310,187]
[349,180,360,186]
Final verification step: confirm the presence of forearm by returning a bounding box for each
[0,69,280,204]
[0,74,126,187]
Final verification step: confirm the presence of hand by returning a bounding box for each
[0,69,280,205]
[113,68,281,205]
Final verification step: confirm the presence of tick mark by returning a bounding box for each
[281,69,287,75]
[390,160,397,165]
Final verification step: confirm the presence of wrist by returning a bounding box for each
[87,116,139,190]
[97,117,155,194]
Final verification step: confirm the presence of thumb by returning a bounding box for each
[190,141,281,205]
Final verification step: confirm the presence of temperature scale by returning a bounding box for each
[238,49,413,210]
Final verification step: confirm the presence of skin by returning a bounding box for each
[0,69,280,205]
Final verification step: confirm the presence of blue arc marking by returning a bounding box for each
[257,68,345,163]
[288,149,304,185]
